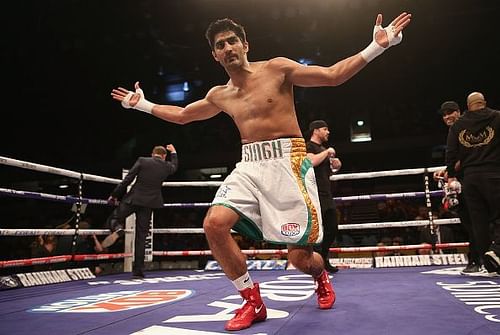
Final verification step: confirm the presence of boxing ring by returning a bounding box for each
[1,155,500,334]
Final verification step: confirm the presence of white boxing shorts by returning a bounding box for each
[212,138,323,245]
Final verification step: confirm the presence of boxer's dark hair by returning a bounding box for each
[205,18,247,50]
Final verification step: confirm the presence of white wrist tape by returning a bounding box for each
[120,88,155,114]
[134,98,155,114]
[360,40,385,63]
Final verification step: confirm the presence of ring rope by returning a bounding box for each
[150,218,460,234]
[152,242,469,257]
[161,181,223,187]
[0,187,445,208]
[163,202,212,207]
[1,155,447,184]
[0,188,108,205]
[0,218,461,236]
[0,156,121,184]
[333,190,444,202]
[0,253,132,268]
[329,166,446,181]
[0,229,112,236]
[336,218,460,230]
[0,156,219,187]
[0,255,72,268]
[0,242,468,268]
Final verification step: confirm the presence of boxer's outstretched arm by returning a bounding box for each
[111,82,221,124]
[153,98,220,124]
[285,12,411,87]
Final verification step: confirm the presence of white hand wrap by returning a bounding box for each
[385,24,403,47]
[360,22,403,63]
[448,180,462,194]
[121,87,155,114]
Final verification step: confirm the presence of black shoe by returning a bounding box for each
[132,272,145,279]
[325,263,339,274]
[102,229,124,248]
[484,251,500,274]
[460,263,481,275]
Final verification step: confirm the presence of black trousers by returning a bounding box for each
[463,172,500,258]
[108,202,153,274]
[456,193,480,264]
[318,200,338,260]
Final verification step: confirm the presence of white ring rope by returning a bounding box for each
[1,155,446,185]
[161,181,222,187]
[338,218,460,230]
[0,156,219,187]
[0,218,461,236]
[151,218,460,234]
[330,166,446,181]
[333,190,443,202]
[163,202,212,207]
[0,156,121,184]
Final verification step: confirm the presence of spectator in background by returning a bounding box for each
[75,219,105,275]
[31,234,58,258]
[390,236,403,256]
[30,234,58,271]
[374,242,390,258]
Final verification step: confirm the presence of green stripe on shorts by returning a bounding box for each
[297,158,313,245]
[211,203,263,241]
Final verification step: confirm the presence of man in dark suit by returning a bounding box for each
[103,144,178,278]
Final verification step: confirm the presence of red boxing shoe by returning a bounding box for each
[225,283,267,331]
[315,270,336,309]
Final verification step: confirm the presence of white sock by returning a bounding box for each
[232,272,254,291]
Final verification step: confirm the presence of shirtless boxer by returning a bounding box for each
[111,13,411,331]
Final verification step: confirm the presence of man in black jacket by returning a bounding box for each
[446,92,500,274]
[103,144,178,278]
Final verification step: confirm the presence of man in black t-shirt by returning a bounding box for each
[434,101,481,275]
[306,120,342,273]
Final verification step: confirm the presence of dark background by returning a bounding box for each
[1,0,499,201]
